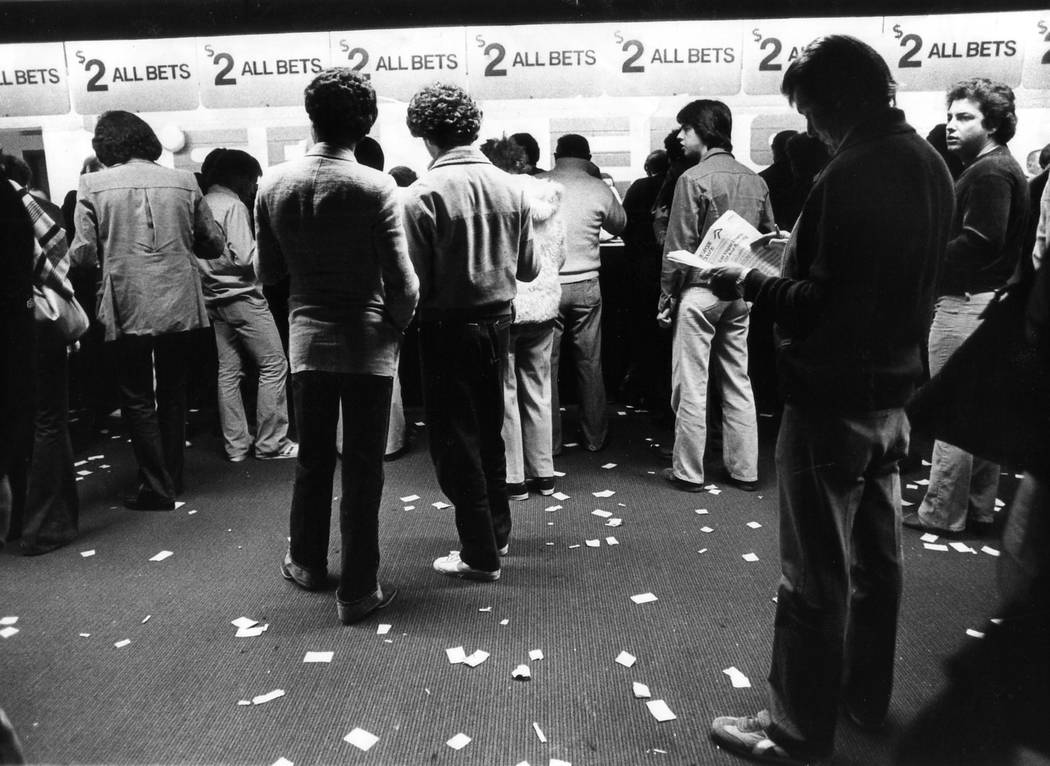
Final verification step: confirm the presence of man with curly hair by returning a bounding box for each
[256,68,419,624]
[905,78,1028,538]
[403,83,538,582]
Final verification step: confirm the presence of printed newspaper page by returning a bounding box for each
[666,210,781,277]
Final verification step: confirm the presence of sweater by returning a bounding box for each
[742,108,955,413]
[938,145,1028,296]
[537,157,625,283]
[513,175,565,325]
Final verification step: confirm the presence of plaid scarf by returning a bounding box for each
[9,179,75,300]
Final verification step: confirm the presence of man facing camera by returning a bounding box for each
[704,36,954,764]
[256,69,419,625]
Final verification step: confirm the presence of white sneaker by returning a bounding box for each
[432,551,500,581]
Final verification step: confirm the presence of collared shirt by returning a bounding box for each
[256,142,419,376]
[403,145,538,319]
[662,148,774,301]
[198,184,262,306]
[69,158,226,341]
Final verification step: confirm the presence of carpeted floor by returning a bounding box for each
[0,406,1018,765]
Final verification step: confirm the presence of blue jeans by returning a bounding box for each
[420,317,511,573]
[210,296,292,459]
[551,278,607,451]
[289,371,392,602]
[502,321,556,484]
[768,404,907,758]
[918,294,999,531]
[671,288,758,484]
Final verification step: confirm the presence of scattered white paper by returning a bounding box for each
[399,494,420,502]
[593,490,615,498]
[569,544,581,549]
[919,533,939,543]
[723,666,751,688]
[187,509,198,515]
[949,542,977,554]
[403,505,415,511]
[592,509,613,518]
[551,760,572,766]
[0,616,17,626]
[512,664,531,680]
[698,548,708,554]
[236,624,269,638]
[79,633,90,638]
[464,650,490,667]
[553,470,566,477]
[0,627,19,639]
[303,651,334,663]
[114,638,130,648]
[915,479,930,486]
[74,459,87,467]
[615,651,637,667]
[141,615,151,624]
[271,758,294,766]
[478,607,492,613]
[996,498,1006,508]
[923,543,950,552]
[252,689,285,705]
[630,592,658,604]
[563,442,579,448]
[606,536,619,545]
[529,649,544,661]
[606,518,623,527]
[742,553,759,562]
[174,501,185,509]
[552,492,570,501]
[602,463,617,469]
[982,546,1001,557]
[231,617,258,629]
[906,483,918,490]
[700,526,714,533]
[694,508,709,515]
[344,727,379,751]
[77,469,92,477]
[704,484,718,490]
[966,628,986,639]
[632,682,652,699]
[708,488,722,495]
[377,624,391,635]
[646,699,677,722]
[585,539,600,548]
[149,550,173,562]
[532,722,547,743]
[446,646,467,664]
[500,619,509,626]
[446,733,471,750]
[746,521,762,529]
[80,549,96,557]
[902,500,915,507]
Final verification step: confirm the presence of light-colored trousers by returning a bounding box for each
[502,321,556,484]
[918,293,999,531]
[671,287,758,484]
[211,295,291,459]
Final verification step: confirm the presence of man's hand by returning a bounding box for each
[656,307,673,329]
[704,265,746,300]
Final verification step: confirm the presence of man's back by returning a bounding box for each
[403,145,535,317]
[539,157,625,282]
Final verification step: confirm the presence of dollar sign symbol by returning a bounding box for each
[475,34,486,48]
[75,50,85,65]
[752,28,762,42]
[893,23,903,39]
[1039,20,1048,35]
[204,44,214,58]
[614,31,623,45]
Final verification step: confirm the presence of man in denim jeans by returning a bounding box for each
[403,83,537,582]
[539,135,625,453]
[703,36,954,764]
[904,78,1029,537]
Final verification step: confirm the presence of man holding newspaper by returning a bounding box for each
[658,99,777,493]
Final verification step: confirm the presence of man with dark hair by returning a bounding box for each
[759,129,797,226]
[539,133,625,454]
[403,82,537,582]
[704,36,954,763]
[905,78,1028,538]
[199,149,297,463]
[658,100,774,494]
[256,68,418,624]
[510,132,542,175]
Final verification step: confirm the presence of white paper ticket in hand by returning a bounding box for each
[667,210,782,277]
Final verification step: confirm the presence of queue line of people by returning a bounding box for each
[2,36,1049,765]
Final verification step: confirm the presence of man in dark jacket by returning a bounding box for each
[704,36,955,764]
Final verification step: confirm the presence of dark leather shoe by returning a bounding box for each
[965,518,996,538]
[383,444,410,462]
[901,512,957,537]
[123,490,175,511]
[723,473,759,492]
[661,468,704,492]
[337,584,396,624]
[281,551,327,590]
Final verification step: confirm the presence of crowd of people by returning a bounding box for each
[2,32,1050,764]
